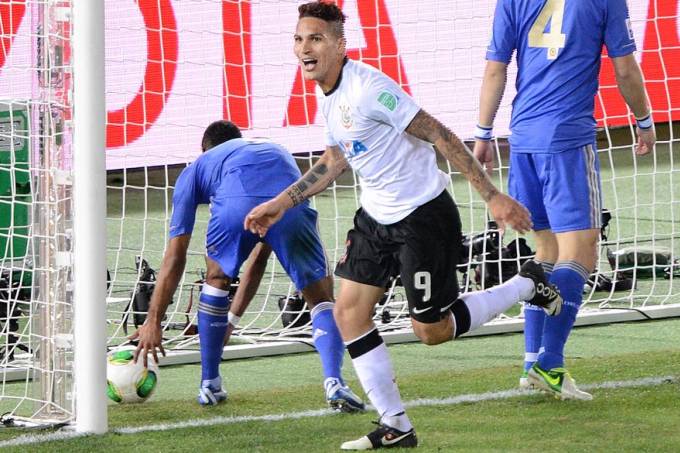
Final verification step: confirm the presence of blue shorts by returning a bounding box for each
[205,197,329,291]
[508,144,602,233]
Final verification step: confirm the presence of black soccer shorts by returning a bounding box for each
[334,190,463,324]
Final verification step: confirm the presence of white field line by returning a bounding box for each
[0,375,674,449]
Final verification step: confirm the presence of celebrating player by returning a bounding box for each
[474,0,655,399]
[244,2,563,449]
[132,120,364,412]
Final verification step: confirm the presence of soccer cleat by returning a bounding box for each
[519,370,533,390]
[528,364,593,401]
[325,378,366,413]
[340,421,418,450]
[197,379,228,406]
[519,260,563,316]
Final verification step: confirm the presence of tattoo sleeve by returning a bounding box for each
[284,147,347,207]
[286,185,306,206]
[405,109,499,202]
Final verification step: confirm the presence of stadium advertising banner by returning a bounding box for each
[0,0,678,169]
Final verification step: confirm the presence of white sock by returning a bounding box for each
[461,275,533,331]
[382,413,412,433]
[347,329,413,432]
[500,274,535,301]
[201,376,221,389]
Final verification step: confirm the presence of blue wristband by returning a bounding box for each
[474,124,493,141]
[636,114,653,130]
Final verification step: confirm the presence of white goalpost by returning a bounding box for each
[0,0,106,432]
[0,0,677,431]
[72,0,107,434]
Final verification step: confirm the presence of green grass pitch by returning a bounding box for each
[0,131,676,450]
[0,319,679,451]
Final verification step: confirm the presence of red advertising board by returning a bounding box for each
[0,0,677,168]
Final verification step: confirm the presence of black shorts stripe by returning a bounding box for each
[346,328,383,359]
[450,299,471,338]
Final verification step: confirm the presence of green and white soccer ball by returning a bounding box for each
[106,349,159,403]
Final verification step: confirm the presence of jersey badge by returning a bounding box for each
[377,91,398,111]
[339,104,353,129]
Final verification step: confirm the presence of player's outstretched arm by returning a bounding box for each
[244,145,348,237]
[473,61,508,173]
[612,54,656,155]
[405,109,532,233]
[132,234,190,367]
[224,243,273,344]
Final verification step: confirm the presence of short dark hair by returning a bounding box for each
[201,120,242,151]
[298,1,346,38]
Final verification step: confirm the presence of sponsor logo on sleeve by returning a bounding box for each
[377,91,398,111]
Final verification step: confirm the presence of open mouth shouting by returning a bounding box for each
[301,58,318,71]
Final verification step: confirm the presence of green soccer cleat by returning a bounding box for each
[528,364,593,401]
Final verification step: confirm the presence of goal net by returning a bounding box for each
[0,0,677,428]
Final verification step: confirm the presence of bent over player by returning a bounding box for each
[132,120,363,412]
[474,0,655,399]
[244,2,563,449]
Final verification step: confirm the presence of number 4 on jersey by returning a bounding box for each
[528,0,566,60]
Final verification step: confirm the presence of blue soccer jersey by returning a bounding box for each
[169,138,301,238]
[169,138,328,290]
[487,0,636,152]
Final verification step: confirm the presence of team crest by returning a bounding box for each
[339,104,353,129]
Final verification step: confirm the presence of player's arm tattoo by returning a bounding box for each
[286,164,328,205]
[405,109,499,202]
[285,146,348,207]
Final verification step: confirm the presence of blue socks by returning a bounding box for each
[523,305,546,371]
[311,301,344,382]
[198,290,344,384]
[198,284,230,381]
[538,261,589,370]
[523,261,553,372]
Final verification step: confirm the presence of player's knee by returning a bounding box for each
[413,325,450,346]
[332,302,350,327]
[204,272,230,291]
[301,276,334,307]
[415,330,448,346]
[203,258,230,291]
[333,299,372,331]
[579,234,599,258]
[557,230,600,271]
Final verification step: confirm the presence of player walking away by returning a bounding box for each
[244,2,563,449]
[131,120,364,413]
[474,0,656,400]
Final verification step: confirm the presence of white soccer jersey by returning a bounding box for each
[317,59,449,225]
